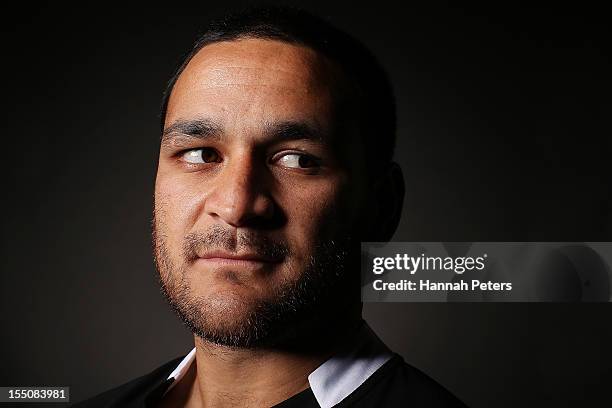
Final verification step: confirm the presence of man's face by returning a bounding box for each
[154,38,364,347]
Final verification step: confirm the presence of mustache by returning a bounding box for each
[182,224,290,263]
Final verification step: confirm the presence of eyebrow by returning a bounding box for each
[264,121,325,143]
[161,119,222,144]
[161,118,325,146]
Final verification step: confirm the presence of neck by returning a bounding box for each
[191,340,320,407]
[177,312,363,408]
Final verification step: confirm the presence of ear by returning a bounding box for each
[366,162,405,242]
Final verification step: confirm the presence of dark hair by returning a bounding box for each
[160,6,397,177]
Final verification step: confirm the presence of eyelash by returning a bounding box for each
[177,148,322,171]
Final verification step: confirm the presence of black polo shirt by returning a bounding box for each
[72,323,467,407]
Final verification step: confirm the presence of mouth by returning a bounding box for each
[195,250,284,268]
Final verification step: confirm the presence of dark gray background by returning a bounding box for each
[1,2,611,407]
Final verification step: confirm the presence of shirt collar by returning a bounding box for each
[165,347,196,390]
[164,322,392,408]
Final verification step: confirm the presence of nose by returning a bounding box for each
[204,154,275,227]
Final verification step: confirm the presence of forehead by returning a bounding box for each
[165,38,342,130]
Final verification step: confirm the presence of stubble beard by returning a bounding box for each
[152,215,355,349]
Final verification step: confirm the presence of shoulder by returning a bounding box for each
[71,356,184,408]
[338,353,468,408]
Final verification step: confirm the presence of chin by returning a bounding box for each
[187,294,274,345]
[197,287,271,319]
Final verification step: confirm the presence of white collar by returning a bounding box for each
[164,322,393,408]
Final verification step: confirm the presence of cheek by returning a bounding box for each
[154,167,208,248]
[277,175,352,254]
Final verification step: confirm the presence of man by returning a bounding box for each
[75,6,466,408]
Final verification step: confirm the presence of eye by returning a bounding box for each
[277,153,320,169]
[182,148,220,164]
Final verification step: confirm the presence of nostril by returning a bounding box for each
[205,190,275,226]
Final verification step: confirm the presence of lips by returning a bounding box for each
[196,250,283,264]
